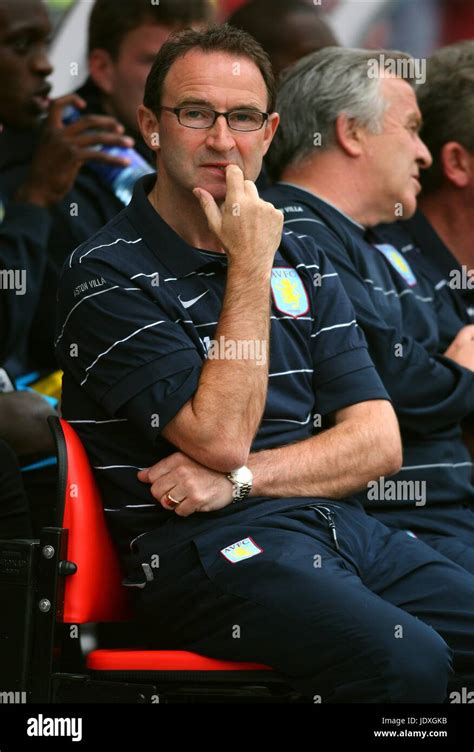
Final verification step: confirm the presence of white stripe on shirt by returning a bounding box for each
[263,413,312,425]
[311,320,357,338]
[67,418,128,424]
[400,462,473,471]
[269,369,313,377]
[74,237,142,265]
[80,320,166,386]
[55,286,120,346]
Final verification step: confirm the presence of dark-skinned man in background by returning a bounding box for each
[2,0,212,378]
[0,0,135,534]
[0,0,211,534]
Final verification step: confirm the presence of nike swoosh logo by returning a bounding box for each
[178,291,209,309]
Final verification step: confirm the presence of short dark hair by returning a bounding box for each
[88,0,212,59]
[417,41,474,194]
[143,24,277,115]
[227,0,337,59]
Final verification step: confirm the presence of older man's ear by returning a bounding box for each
[137,105,161,152]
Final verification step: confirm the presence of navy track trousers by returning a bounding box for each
[128,501,474,703]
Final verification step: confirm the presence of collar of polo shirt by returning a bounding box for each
[128,175,224,279]
[277,181,366,234]
[404,209,458,279]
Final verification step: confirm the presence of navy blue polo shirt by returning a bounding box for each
[264,182,474,510]
[55,174,388,558]
[376,210,474,325]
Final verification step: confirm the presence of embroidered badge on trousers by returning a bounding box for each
[220,537,263,564]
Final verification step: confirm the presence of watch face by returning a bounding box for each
[233,466,253,484]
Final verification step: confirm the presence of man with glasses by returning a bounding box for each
[159,105,268,130]
[55,26,474,703]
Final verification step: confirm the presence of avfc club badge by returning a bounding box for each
[220,537,263,564]
[375,244,417,287]
[271,267,309,318]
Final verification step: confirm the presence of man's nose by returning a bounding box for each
[417,135,432,170]
[204,114,237,151]
[30,46,53,78]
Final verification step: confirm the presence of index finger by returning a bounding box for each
[143,452,183,484]
[47,93,86,129]
[224,164,245,204]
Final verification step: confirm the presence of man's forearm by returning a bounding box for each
[141,404,402,514]
[247,401,402,499]
[161,170,284,471]
[162,259,273,471]
[193,259,271,441]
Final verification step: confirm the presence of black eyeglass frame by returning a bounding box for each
[159,105,270,132]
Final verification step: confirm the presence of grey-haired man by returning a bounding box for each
[264,46,474,573]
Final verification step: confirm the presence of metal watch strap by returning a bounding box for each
[230,481,252,503]
[227,466,253,503]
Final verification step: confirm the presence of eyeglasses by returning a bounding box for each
[159,106,269,132]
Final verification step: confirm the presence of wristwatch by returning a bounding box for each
[226,466,253,503]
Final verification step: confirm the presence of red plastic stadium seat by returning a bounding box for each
[86,650,271,672]
[55,418,275,676]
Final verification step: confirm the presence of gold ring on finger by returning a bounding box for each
[167,493,183,505]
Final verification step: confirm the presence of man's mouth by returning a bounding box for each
[201,163,232,175]
[31,85,52,112]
